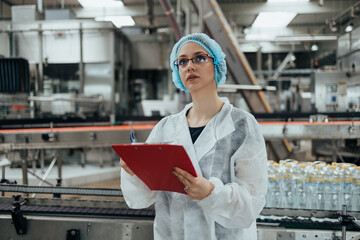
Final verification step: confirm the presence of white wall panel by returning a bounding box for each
[14,31,40,63]
[337,33,350,58]
[351,27,360,52]
[42,30,80,63]
[0,33,9,57]
[83,30,113,63]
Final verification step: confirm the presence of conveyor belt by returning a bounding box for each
[257,216,360,231]
[0,203,155,219]
[0,124,154,134]
[1,121,359,134]
[0,184,123,197]
[2,200,359,230]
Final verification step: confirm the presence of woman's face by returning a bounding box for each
[177,42,216,93]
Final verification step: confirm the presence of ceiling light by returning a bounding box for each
[78,0,123,8]
[311,44,319,51]
[95,16,135,28]
[252,12,297,28]
[245,33,276,41]
[345,23,353,32]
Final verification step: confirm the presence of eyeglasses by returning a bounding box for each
[173,53,213,69]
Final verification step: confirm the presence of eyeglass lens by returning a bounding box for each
[175,54,211,68]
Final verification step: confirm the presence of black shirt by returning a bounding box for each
[189,126,205,143]
[186,108,206,143]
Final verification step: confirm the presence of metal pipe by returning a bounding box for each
[119,34,127,115]
[257,47,262,79]
[185,0,191,35]
[176,0,181,30]
[110,29,116,124]
[0,27,114,34]
[21,159,28,186]
[218,84,276,92]
[329,2,360,25]
[38,157,56,187]
[37,0,43,13]
[1,166,4,180]
[79,23,84,94]
[31,156,57,197]
[159,0,182,40]
[38,24,43,92]
[28,96,105,103]
[40,149,44,174]
[268,53,272,79]
[147,0,154,26]
[198,0,203,33]
[342,205,347,240]
[57,150,62,180]
[32,159,36,172]
[99,148,104,168]
[8,29,13,57]
[81,152,86,167]
[27,170,54,186]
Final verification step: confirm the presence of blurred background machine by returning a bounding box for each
[0,0,360,239]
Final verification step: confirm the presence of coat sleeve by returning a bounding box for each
[197,115,268,228]
[121,117,169,209]
[121,169,156,209]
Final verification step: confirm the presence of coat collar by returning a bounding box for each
[173,98,236,177]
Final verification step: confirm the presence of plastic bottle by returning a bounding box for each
[293,163,307,209]
[352,167,360,211]
[308,164,326,210]
[304,162,314,209]
[282,163,294,208]
[342,165,354,210]
[324,165,341,210]
[266,163,280,208]
[277,162,285,208]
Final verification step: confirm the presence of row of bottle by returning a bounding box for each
[266,160,360,211]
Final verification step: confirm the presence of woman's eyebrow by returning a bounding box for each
[178,51,207,58]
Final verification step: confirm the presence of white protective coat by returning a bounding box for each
[121,98,268,240]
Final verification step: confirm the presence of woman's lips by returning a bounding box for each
[187,75,199,80]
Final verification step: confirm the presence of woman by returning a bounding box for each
[120,33,268,240]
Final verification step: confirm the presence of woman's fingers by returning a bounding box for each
[173,167,195,180]
[173,171,192,187]
[173,167,214,200]
[120,159,135,176]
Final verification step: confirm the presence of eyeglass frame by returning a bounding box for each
[173,53,214,69]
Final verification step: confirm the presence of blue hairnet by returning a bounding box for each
[170,33,227,92]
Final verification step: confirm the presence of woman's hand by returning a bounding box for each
[120,159,135,176]
[173,167,214,200]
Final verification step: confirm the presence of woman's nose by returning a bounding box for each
[185,60,196,71]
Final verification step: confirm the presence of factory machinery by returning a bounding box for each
[0,121,360,239]
[1,184,360,239]
[1,1,360,240]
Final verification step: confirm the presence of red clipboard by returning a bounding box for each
[112,144,198,194]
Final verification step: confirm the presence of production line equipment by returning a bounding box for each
[1,185,360,240]
[0,120,360,239]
